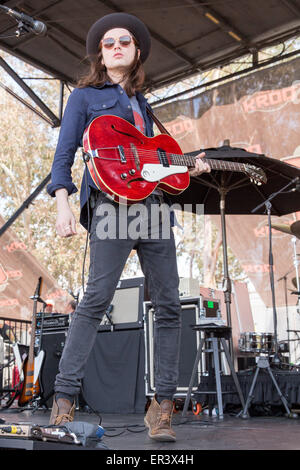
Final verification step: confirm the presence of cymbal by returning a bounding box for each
[271,223,292,234]
[292,277,300,289]
[291,221,300,238]
[271,221,300,239]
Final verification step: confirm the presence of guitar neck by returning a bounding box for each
[28,277,43,365]
[28,305,37,364]
[171,153,246,173]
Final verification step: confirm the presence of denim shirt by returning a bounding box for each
[47,82,155,230]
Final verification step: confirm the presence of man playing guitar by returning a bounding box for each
[47,12,210,441]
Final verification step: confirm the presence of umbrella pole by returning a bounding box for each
[219,189,234,360]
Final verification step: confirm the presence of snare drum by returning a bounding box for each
[239,332,264,353]
[261,333,275,353]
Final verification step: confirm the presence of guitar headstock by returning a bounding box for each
[243,164,267,185]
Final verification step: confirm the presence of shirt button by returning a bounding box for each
[120,90,123,94]
[128,105,131,109]
[102,104,106,108]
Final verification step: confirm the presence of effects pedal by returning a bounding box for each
[0,424,32,438]
[0,423,80,444]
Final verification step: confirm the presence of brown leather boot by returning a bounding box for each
[49,396,76,426]
[144,395,176,442]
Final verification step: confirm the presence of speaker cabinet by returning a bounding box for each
[82,329,146,414]
[144,297,202,397]
[39,330,68,407]
[98,277,145,331]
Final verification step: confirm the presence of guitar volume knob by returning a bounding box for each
[120,173,127,180]
[129,169,136,175]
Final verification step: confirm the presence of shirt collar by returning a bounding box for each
[90,82,148,106]
[91,80,115,89]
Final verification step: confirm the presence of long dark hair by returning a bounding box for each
[77,39,145,97]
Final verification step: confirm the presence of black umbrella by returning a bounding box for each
[167,145,300,359]
[168,145,300,215]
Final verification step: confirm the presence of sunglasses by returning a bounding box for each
[100,35,135,50]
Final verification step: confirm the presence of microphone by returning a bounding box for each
[290,182,300,192]
[288,177,300,193]
[282,178,300,194]
[0,5,47,35]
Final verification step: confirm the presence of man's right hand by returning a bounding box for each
[55,188,77,238]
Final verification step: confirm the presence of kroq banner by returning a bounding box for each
[155,57,300,308]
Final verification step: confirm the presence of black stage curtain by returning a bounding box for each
[81,329,146,414]
[195,370,300,407]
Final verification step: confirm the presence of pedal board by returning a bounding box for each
[0,423,80,445]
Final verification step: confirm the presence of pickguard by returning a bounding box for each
[141,164,187,182]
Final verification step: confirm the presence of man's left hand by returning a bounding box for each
[189,152,211,177]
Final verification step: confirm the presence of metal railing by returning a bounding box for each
[0,316,31,404]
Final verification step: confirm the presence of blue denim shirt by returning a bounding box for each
[47,82,155,230]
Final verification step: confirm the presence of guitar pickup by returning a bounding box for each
[118,145,126,163]
[130,143,140,171]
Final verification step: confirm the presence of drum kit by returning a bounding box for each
[239,220,300,361]
[239,332,275,356]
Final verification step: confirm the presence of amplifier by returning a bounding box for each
[39,330,68,407]
[179,278,199,298]
[143,297,202,397]
[98,277,145,331]
[36,314,70,332]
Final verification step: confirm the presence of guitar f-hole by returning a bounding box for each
[127,177,144,188]
[111,124,144,144]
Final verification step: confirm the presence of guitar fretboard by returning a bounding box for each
[170,154,246,173]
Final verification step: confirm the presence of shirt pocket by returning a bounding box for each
[88,97,118,117]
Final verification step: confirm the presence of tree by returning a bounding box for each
[0,54,89,294]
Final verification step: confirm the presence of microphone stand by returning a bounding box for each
[252,176,299,366]
[277,271,292,363]
[291,237,300,314]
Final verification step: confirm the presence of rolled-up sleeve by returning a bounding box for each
[47,88,87,197]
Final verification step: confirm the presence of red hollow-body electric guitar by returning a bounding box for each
[83,115,266,203]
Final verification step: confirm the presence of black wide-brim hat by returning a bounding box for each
[86,13,151,63]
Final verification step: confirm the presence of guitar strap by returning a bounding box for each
[146,107,171,137]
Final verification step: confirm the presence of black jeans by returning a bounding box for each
[54,193,182,400]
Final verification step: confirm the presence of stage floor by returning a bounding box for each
[0,406,300,451]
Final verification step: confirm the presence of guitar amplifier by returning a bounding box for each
[144,296,202,397]
[39,330,68,407]
[36,314,70,332]
[98,277,145,331]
